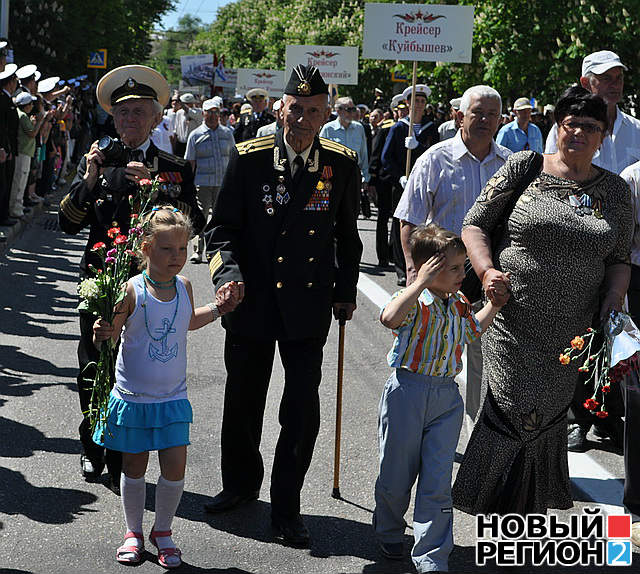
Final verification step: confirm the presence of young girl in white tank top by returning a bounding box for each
[93,205,229,568]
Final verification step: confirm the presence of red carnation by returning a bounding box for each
[91,241,106,250]
[601,385,611,394]
[139,178,152,187]
[107,227,120,238]
[595,410,609,419]
[583,398,599,411]
[114,234,127,245]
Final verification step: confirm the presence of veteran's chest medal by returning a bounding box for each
[275,175,289,205]
[262,184,274,215]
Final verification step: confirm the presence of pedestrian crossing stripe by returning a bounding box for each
[60,195,86,224]
[209,251,223,277]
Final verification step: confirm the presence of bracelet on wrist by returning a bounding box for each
[206,302,221,321]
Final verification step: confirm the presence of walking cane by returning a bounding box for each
[332,308,347,499]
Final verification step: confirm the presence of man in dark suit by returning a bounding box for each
[0,63,19,227]
[204,65,362,547]
[233,87,276,143]
[382,84,438,285]
[59,65,204,492]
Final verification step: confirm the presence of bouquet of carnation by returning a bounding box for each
[559,311,640,418]
[77,177,161,431]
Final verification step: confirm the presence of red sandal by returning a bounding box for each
[149,528,182,569]
[116,531,144,564]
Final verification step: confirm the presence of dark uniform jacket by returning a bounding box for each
[382,115,439,184]
[206,130,363,341]
[0,90,18,156]
[233,110,276,143]
[369,118,395,185]
[59,141,205,277]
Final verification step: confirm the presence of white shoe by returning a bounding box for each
[190,252,202,264]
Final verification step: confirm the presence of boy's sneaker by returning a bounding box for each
[378,540,404,560]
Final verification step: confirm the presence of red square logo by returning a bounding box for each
[607,515,631,538]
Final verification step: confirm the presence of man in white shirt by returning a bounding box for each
[545,50,640,174]
[174,92,202,157]
[394,85,512,430]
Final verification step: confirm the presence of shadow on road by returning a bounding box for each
[0,467,97,524]
[0,415,80,457]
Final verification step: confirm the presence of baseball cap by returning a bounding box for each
[513,97,533,111]
[179,92,196,104]
[202,97,222,111]
[582,50,628,76]
[15,91,36,106]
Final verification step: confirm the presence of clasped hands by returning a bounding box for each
[482,268,512,308]
[215,281,245,314]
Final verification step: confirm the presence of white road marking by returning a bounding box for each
[357,271,626,513]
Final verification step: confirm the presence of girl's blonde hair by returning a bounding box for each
[137,205,193,268]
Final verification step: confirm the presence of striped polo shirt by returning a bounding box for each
[385,288,482,377]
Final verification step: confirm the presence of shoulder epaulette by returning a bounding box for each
[236,134,275,155]
[319,137,357,160]
[380,119,395,129]
[158,149,187,166]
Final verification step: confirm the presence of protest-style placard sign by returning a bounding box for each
[236,68,285,98]
[180,54,214,87]
[285,45,359,86]
[363,3,474,63]
[363,3,474,175]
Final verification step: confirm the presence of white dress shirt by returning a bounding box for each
[619,161,640,266]
[545,107,640,174]
[394,130,512,234]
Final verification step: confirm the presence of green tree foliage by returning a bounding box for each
[148,15,207,86]
[186,0,640,109]
[9,0,174,78]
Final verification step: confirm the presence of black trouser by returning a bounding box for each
[77,311,121,479]
[624,265,640,515]
[221,331,325,520]
[174,141,187,158]
[389,184,406,282]
[0,157,15,220]
[375,179,393,265]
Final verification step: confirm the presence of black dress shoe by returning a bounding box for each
[567,424,589,452]
[271,514,310,548]
[81,453,105,482]
[204,489,259,513]
[378,540,404,560]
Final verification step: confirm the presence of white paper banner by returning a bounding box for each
[180,54,214,86]
[286,45,359,85]
[236,69,285,98]
[362,3,474,63]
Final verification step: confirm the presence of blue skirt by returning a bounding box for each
[92,394,193,454]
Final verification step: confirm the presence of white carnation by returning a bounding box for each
[77,278,100,300]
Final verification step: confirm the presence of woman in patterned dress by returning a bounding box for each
[452,88,633,515]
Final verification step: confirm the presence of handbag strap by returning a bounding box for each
[501,151,544,223]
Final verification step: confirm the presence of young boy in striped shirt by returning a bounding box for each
[373,223,510,573]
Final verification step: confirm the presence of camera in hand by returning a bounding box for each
[97,136,129,167]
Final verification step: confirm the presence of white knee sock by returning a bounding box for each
[153,476,185,552]
[120,474,146,554]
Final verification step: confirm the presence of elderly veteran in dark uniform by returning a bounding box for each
[59,64,204,491]
[233,87,276,143]
[204,65,362,547]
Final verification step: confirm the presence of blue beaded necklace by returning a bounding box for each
[142,272,180,342]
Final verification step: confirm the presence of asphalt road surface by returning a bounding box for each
[0,189,637,573]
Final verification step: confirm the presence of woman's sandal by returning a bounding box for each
[149,528,182,569]
[116,531,145,564]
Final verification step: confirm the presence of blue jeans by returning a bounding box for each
[373,369,463,572]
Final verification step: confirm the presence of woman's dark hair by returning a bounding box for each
[554,85,607,126]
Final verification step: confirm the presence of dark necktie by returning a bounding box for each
[130,149,144,163]
[292,155,304,186]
